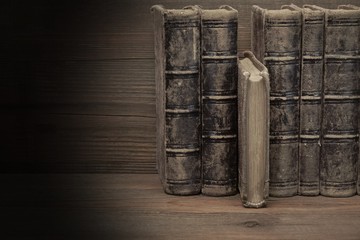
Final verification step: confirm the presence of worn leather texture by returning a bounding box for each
[200,6,238,196]
[283,4,324,196]
[152,6,201,195]
[310,5,360,197]
[252,6,301,197]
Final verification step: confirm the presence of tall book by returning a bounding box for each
[305,5,359,197]
[282,4,324,196]
[238,51,269,208]
[337,4,360,196]
[151,5,201,195]
[251,6,301,197]
[199,6,238,196]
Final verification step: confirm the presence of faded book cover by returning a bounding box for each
[282,4,324,196]
[306,5,359,197]
[252,5,301,197]
[151,5,201,195]
[238,51,269,208]
[337,4,360,196]
[199,5,238,196]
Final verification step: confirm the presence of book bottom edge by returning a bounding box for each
[163,183,201,196]
[299,184,320,196]
[243,200,267,208]
[202,184,238,196]
[320,184,357,197]
[269,184,298,197]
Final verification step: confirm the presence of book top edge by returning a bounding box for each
[303,5,324,11]
[304,5,360,15]
[199,5,238,19]
[252,5,301,18]
[281,4,325,19]
[151,5,238,20]
[239,51,269,80]
[282,4,325,16]
[252,5,298,13]
[281,4,302,11]
[338,5,360,10]
[253,5,359,18]
[150,5,200,18]
[200,8,238,20]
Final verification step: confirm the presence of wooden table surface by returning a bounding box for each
[2,173,360,239]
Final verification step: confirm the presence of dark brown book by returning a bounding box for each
[151,5,201,195]
[305,5,359,197]
[251,6,301,197]
[282,4,324,196]
[238,51,270,208]
[199,6,238,196]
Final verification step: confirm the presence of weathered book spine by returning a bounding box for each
[151,5,201,195]
[298,7,324,196]
[306,5,359,197]
[238,51,269,208]
[337,4,360,196]
[283,4,324,196]
[252,6,301,197]
[200,6,238,196]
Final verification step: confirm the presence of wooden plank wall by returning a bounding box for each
[1,0,357,173]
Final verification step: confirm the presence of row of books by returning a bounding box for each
[253,4,359,198]
[151,5,240,197]
[151,4,359,205]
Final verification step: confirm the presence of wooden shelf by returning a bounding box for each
[1,173,360,239]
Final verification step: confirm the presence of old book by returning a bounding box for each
[305,5,359,197]
[151,5,201,195]
[251,6,301,197]
[282,4,324,196]
[238,51,269,208]
[337,4,360,196]
[199,5,238,196]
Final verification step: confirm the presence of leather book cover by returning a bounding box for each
[305,5,359,197]
[151,5,201,195]
[199,5,238,196]
[283,4,324,196]
[252,5,301,197]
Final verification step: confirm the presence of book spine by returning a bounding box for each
[151,6,201,195]
[246,72,269,207]
[239,51,269,208]
[320,8,360,197]
[298,10,324,196]
[252,6,301,197]
[338,3,360,198]
[201,6,238,196]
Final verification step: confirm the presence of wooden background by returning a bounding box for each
[2,0,358,173]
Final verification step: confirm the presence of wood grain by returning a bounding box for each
[2,173,360,239]
[2,114,156,173]
[2,0,360,172]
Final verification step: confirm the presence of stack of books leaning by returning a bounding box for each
[151,4,360,207]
